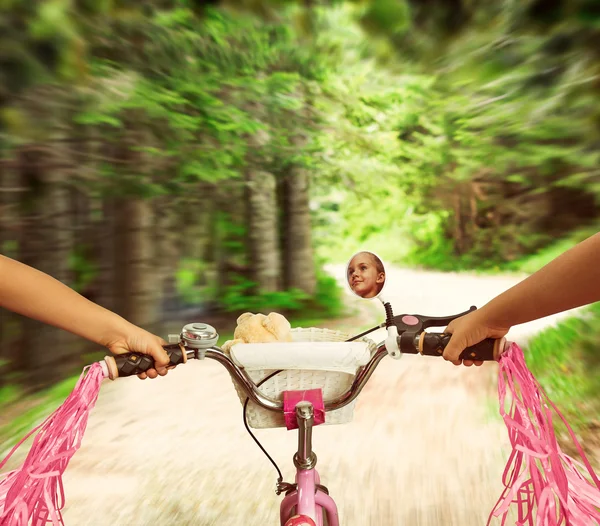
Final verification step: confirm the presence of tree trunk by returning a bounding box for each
[113,197,156,327]
[112,127,158,329]
[0,154,21,258]
[0,151,22,385]
[96,197,117,313]
[245,170,281,293]
[154,195,183,319]
[86,129,117,314]
[19,145,76,389]
[282,163,316,295]
[71,187,90,251]
[452,192,465,255]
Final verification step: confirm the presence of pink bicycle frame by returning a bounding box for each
[279,401,340,526]
[280,468,339,526]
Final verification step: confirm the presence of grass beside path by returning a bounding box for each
[522,303,600,457]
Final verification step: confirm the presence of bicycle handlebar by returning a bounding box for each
[103,343,190,380]
[102,328,506,414]
[103,342,391,412]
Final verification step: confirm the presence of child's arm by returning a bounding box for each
[0,255,169,378]
[443,232,600,365]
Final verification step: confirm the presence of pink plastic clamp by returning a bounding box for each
[283,389,325,430]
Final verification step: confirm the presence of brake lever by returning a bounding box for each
[392,306,475,333]
[392,306,477,355]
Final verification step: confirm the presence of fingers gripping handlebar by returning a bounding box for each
[103,343,188,379]
[391,306,506,361]
[102,306,506,382]
[414,333,505,361]
[103,322,218,380]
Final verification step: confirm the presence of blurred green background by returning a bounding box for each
[0,0,599,455]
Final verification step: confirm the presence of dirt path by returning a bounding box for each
[59,266,580,525]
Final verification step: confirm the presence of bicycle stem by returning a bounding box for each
[294,403,317,471]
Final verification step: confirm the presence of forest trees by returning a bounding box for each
[2,0,599,388]
[353,0,600,267]
[0,3,335,387]
[227,0,600,267]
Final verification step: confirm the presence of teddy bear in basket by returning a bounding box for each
[221,311,293,353]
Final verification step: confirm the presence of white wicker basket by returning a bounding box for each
[227,327,377,429]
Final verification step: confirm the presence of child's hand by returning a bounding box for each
[443,309,509,366]
[105,327,170,379]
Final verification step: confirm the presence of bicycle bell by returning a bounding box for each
[180,322,219,350]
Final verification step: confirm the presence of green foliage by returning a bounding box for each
[3,1,600,310]
[506,223,600,274]
[390,66,600,267]
[524,303,600,430]
[68,245,98,293]
[9,0,598,271]
[0,383,19,408]
[313,1,600,269]
[307,266,345,318]
[215,269,344,318]
[62,7,326,196]
[175,258,214,304]
[0,372,86,449]
[175,259,344,317]
[359,0,411,37]
[221,275,309,313]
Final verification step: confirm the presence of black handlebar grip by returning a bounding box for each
[104,343,187,380]
[419,333,506,361]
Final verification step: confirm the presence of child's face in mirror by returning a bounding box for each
[347,253,385,298]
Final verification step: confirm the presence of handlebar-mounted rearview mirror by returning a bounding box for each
[345,250,387,301]
[345,250,398,356]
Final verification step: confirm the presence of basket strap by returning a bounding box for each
[283,389,325,430]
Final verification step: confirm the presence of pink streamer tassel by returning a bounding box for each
[0,362,105,525]
[489,342,600,525]
[1,346,599,526]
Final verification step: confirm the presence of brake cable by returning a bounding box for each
[345,301,395,341]
[345,324,382,341]
[243,369,285,484]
